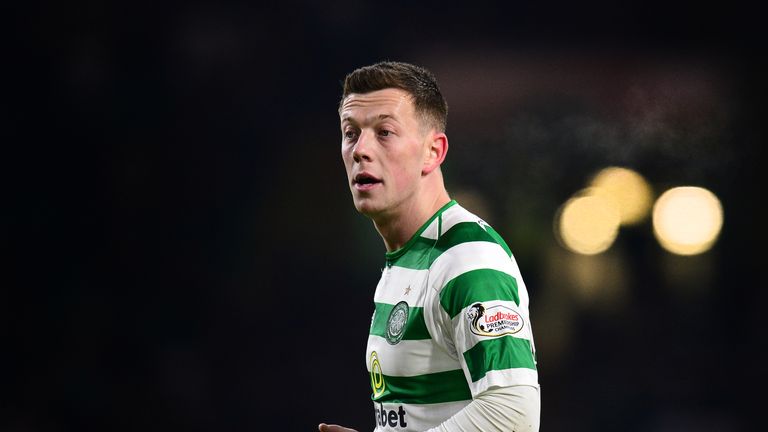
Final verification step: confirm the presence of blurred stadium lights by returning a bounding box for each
[554,166,724,257]
[652,186,724,256]
[588,166,654,226]
[555,166,651,255]
[554,187,621,255]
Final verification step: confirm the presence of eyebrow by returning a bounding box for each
[341,113,398,125]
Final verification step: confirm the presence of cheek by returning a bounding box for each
[341,148,353,170]
[388,156,421,189]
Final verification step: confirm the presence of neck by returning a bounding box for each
[372,187,451,252]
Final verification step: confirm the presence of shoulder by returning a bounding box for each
[434,204,512,259]
[426,203,518,289]
[427,205,526,314]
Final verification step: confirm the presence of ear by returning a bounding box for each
[422,131,448,175]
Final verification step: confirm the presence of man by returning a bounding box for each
[320,61,540,432]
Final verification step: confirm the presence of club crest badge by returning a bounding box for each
[466,302,524,337]
[385,301,409,345]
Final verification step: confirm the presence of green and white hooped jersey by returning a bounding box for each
[366,200,538,431]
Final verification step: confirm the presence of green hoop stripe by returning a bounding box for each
[370,368,472,404]
[463,337,536,383]
[389,221,509,270]
[371,302,431,340]
[440,268,520,319]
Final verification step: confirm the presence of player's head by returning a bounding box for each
[338,61,449,220]
[339,61,448,134]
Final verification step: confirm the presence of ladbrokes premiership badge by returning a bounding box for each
[466,302,524,337]
[385,301,409,345]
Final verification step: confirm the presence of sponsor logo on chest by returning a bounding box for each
[374,402,408,428]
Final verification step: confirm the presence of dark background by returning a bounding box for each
[6,1,765,431]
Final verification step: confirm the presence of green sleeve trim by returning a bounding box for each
[463,337,536,383]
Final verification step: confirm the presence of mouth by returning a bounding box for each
[353,172,382,191]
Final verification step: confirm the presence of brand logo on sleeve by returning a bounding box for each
[466,302,524,337]
[385,301,409,345]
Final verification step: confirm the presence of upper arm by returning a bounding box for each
[430,242,538,396]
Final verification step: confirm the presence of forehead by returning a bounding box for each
[339,88,415,122]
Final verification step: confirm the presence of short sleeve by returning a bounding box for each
[431,241,538,396]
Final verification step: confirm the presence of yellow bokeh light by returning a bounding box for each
[555,188,621,255]
[589,166,653,226]
[652,186,724,255]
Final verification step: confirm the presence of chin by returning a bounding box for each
[353,198,384,218]
[354,202,377,217]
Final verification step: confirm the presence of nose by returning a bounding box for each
[352,129,373,163]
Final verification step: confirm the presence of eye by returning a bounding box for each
[378,129,392,137]
[344,129,358,140]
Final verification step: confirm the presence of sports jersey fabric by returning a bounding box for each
[366,200,538,431]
